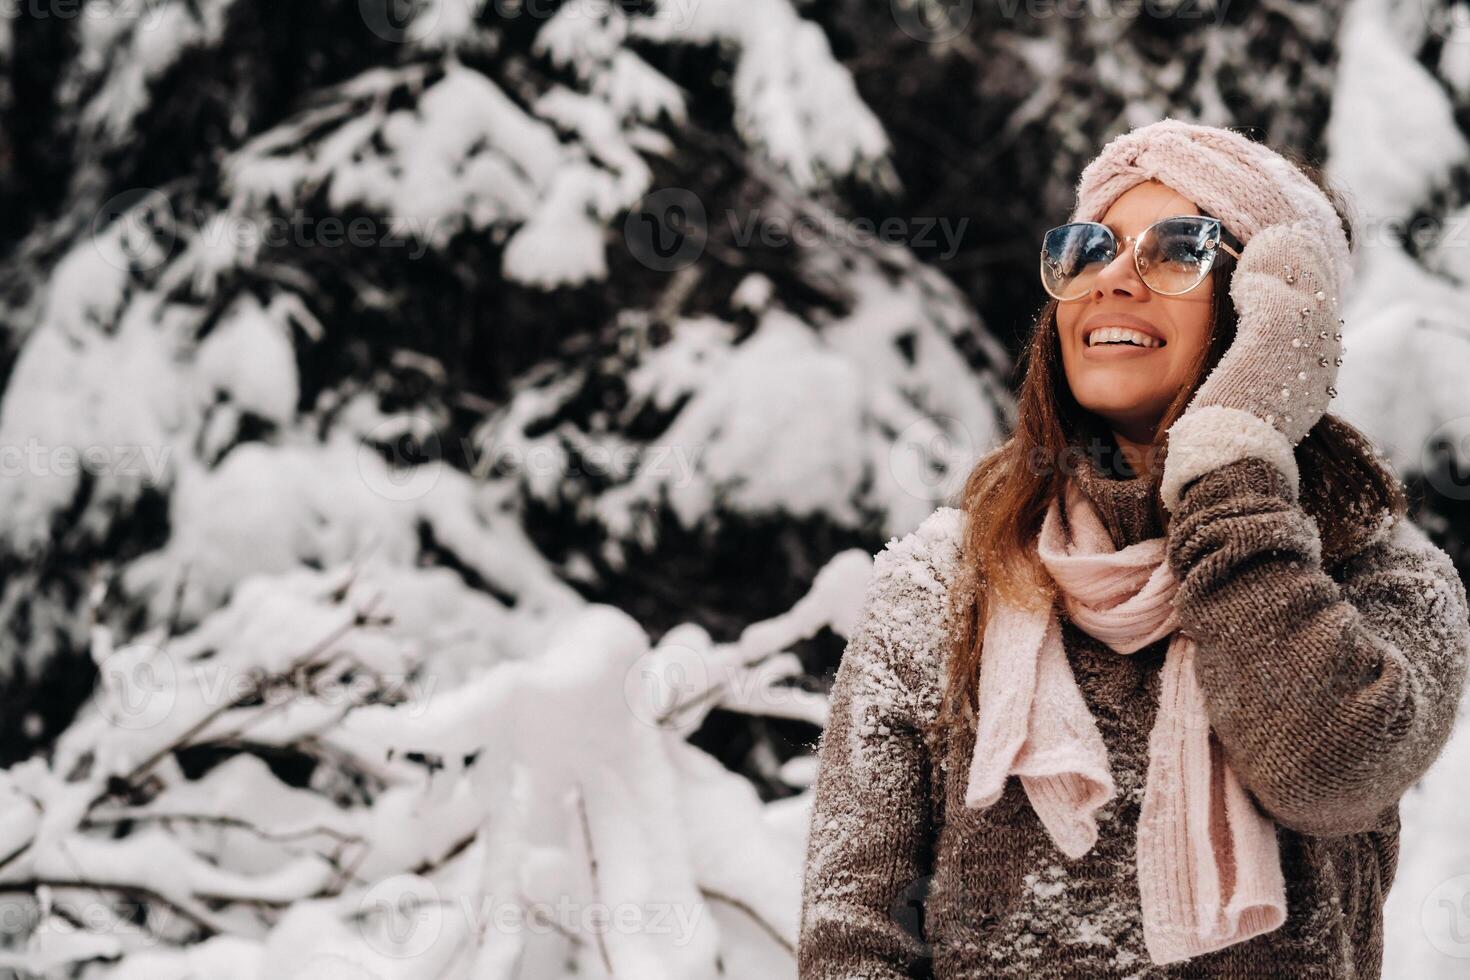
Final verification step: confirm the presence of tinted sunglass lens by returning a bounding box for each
[1041,223,1114,300]
[1137,217,1219,294]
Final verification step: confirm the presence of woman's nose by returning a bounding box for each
[1092,239,1147,298]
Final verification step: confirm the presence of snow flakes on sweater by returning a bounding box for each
[1168,457,1470,839]
[841,504,965,737]
[800,449,1470,980]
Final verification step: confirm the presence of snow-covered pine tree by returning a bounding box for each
[0,0,1009,976]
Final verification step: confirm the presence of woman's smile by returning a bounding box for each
[1083,311,1165,342]
[1081,312,1168,359]
[1070,310,1170,359]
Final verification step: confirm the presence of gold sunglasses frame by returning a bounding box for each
[1039,215,1242,301]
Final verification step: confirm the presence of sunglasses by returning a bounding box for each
[1039,215,1241,301]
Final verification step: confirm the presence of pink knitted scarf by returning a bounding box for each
[963,476,1287,965]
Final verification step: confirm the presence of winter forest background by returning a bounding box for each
[1,0,1469,977]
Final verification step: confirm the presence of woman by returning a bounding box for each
[796,118,1470,979]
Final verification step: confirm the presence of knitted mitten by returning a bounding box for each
[1159,223,1344,512]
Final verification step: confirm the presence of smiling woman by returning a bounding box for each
[1054,180,1233,473]
[797,117,1470,980]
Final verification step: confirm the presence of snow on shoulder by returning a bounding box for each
[871,504,966,595]
[848,505,968,715]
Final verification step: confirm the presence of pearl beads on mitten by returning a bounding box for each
[1190,222,1344,446]
[1159,223,1347,514]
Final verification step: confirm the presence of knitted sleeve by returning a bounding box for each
[1165,455,1470,838]
[796,507,961,979]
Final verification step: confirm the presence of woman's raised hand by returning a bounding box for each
[1186,222,1344,447]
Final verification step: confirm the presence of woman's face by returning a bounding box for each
[1055,180,1216,445]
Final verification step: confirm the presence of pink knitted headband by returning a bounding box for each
[1067,116,1354,292]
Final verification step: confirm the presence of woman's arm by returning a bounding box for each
[797,510,959,979]
[1165,454,1470,838]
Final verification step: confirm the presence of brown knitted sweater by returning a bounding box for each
[797,444,1470,979]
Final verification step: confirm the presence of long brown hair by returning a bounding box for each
[934,154,1408,738]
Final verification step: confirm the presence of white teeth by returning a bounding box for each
[1087,326,1163,348]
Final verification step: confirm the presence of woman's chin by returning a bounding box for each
[1072,393,1167,431]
